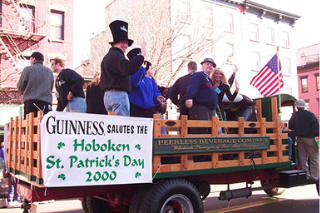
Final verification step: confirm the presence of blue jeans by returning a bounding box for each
[104,91,129,116]
[288,136,293,160]
[8,178,18,202]
[66,97,87,113]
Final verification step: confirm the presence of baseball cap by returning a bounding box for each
[26,51,44,61]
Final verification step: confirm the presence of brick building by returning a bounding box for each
[0,0,73,124]
[296,43,320,118]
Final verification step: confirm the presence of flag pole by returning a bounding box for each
[276,46,282,115]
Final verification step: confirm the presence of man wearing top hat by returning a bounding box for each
[184,58,218,133]
[100,20,144,116]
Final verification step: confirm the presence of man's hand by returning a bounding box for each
[67,92,73,101]
[185,99,193,108]
[157,96,166,107]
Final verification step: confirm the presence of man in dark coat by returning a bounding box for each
[289,99,319,184]
[100,20,144,116]
[184,58,218,133]
[51,58,86,112]
[168,61,197,116]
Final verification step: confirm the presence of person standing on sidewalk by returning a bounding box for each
[289,99,319,184]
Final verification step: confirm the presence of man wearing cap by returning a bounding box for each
[289,99,319,184]
[17,51,54,118]
[168,61,197,117]
[100,20,144,116]
[127,47,165,117]
[184,58,218,133]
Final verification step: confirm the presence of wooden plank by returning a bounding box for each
[181,115,188,137]
[153,114,162,138]
[255,99,262,119]
[211,116,219,136]
[37,111,43,179]
[17,116,22,173]
[216,160,239,168]
[212,153,219,168]
[238,117,244,136]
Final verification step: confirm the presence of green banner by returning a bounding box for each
[153,136,270,155]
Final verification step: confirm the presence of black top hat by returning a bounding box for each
[127,48,141,60]
[109,20,133,47]
[26,51,44,62]
[200,58,216,67]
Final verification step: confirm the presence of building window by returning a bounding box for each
[316,74,320,91]
[50,10,64,40]
[225,13,234,33]
[280,31,290,48]
[225,43,234,64]
[266,27,275,45]
[202,7,213,27]
[249,23,259,41]
[251,51,261,71]
[19,5,35,33]
[282,57,291,75]
[175,0,191,23]
[300,76,308,93]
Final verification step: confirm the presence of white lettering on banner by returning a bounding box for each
[40,111,153,187]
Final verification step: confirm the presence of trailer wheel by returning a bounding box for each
[81,197,89,213]
[86,197,109,213]
[139,179,204,213]
[261,180,285,197]
[129,186,150,213]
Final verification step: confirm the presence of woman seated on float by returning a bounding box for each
[211,66,254,121]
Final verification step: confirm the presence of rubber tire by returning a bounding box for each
[261,180,285,197]
[129,186,151,213]
[81,197,89,213]
[86,197,110,213]
[139,179,204,213]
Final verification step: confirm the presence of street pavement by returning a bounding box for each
[0,182,319,213]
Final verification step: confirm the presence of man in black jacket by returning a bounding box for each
[100,20,144,116]
[168,61,197,116]
[51,58,86,112]
[289,99,319,184]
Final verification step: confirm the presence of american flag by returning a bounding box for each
[250,54,283,97]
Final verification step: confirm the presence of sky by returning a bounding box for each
[73,0,320,67]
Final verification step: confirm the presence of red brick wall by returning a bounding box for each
[297,63,320,118]
[0,0,73,90]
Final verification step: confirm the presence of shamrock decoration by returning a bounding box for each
[135,144,141,150]
[58,174,66,181]
[57,142,65,150]
[135,172,141,178]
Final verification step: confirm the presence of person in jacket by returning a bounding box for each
[127,48,165,117]
[289,99,319,184]
[100,20,144,116]
[86,72,107,114]
[168,61,197,116]
[17,51,54,118]
[184,58,218,133]
[211,66,253,121]
[50,58,86,113]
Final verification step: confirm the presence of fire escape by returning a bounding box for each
[0,0,45,86]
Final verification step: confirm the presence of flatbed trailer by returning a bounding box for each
[5,95,309,213]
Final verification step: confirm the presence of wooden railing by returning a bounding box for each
[6,97,289,185]
[152,97,289,174]
[7,111,43,185]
